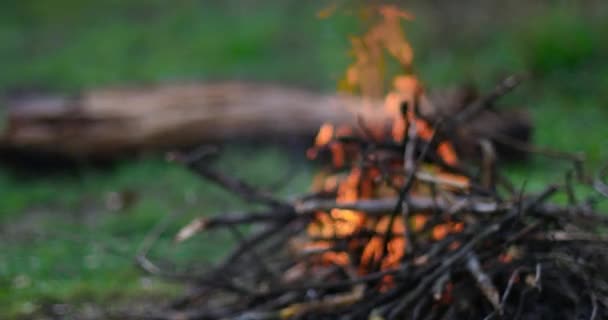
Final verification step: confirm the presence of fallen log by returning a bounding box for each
[1,81,532,159]
[1,82,373,157]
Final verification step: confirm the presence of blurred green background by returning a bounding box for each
[1,0,607,318]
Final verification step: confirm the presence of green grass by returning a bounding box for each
[0,0,357,92]
[0,1,607,318]
[0,146,312,317]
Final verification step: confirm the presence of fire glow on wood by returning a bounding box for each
[135,4,608,320]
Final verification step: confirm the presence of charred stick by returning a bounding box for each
[414,170,470,190]
[429,179,441,215]
[279,285,365,318]
[529,231,608,242]
[135,210,223,285]
[400,102,421,256]
[489,131,587,180]
[388,223,502,319]
[440,304,457,320]
[501,267,527,308]
[136,211,177,277]
[179,191,606,239]
[247,292,302,315]
[466,252,502,314]
[532,263,542,291]
[170,148,286,208]
[490,131,585,163]
[419,304,441,320]
[334,135,403,152]
[514,286,534,320]
[411,294,432,320]
[176,208,296,238]
[497,172,517,196]
[381,116,441,267]
[400,203,414,255]
[414,234,459,266]
[431,272,450,300]
[175,197,462,239]
[566,170,578,215]
[521,184,560,214]
[206,222,287,281]
[260,265,408,297]
[347,285,407,318]
[590,293,598,320]
[479,138,497,191]
[594,162,608,198]
[450,75,523,128]
[506,221,541,243]
[298,196,503,216]
[227,225,279,282]
[189,163,286,207]
[404,102,418,174]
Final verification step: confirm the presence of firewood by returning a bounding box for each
[125,78,608,320]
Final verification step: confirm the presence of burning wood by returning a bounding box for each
[133,4,607,320]
[137,144,608,320]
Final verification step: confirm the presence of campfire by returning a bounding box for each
[136,4,608,320]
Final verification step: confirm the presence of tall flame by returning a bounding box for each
[305,4,468,285]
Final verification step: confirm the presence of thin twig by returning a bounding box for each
[388,223,502,319]
[466,252,502,314]
[594,162,608,198]
[170,147,287,207]
[136,211,179,277]
[449,75,523,128]
[590,292,598,320]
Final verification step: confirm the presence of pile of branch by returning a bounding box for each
[134,78,607,320]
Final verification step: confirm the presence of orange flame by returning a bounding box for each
[304,4,469,285]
